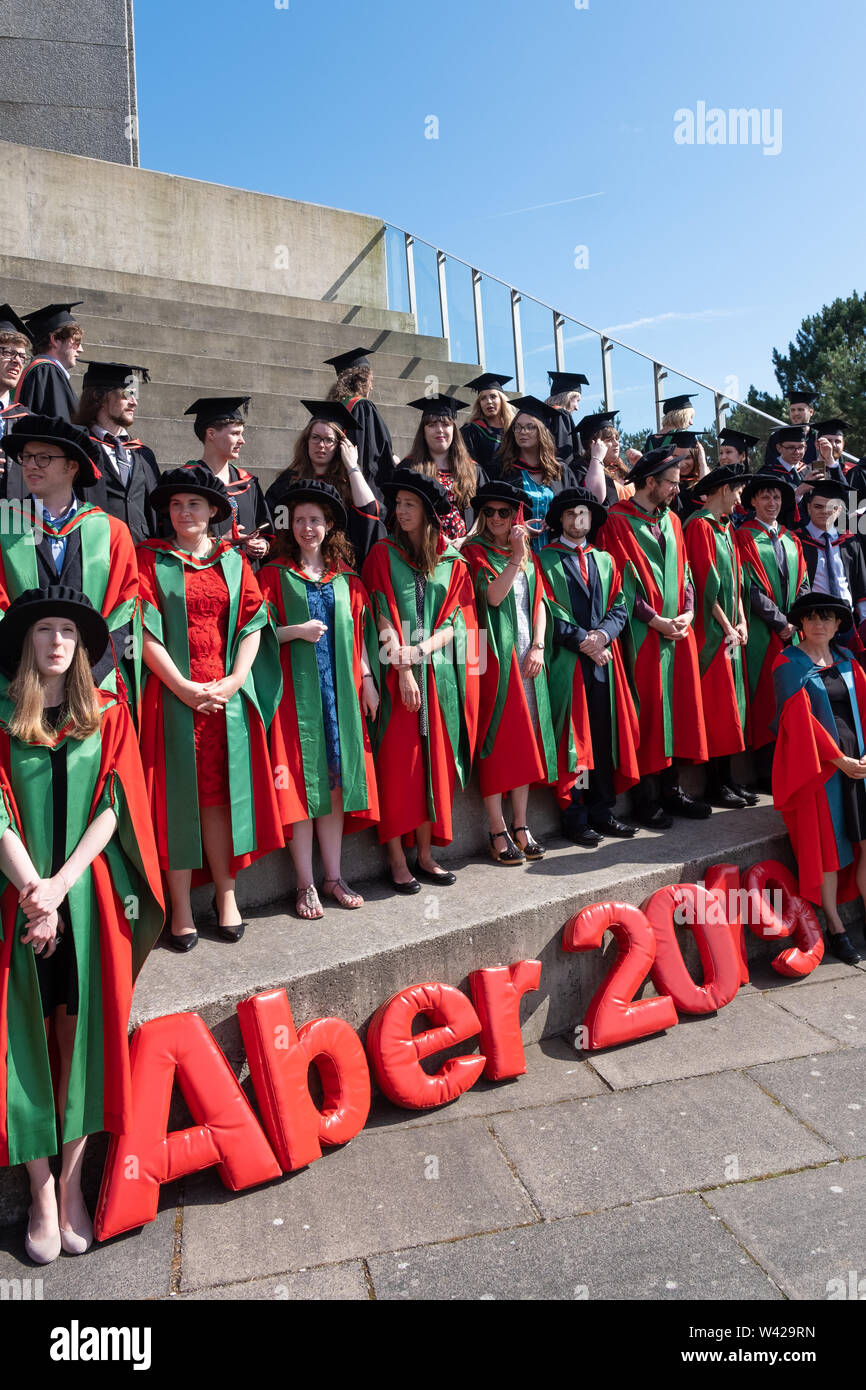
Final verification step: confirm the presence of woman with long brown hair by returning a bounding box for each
[266,400,385,565]
[461,372,515,473]
[496,396,578,552]
[362,468,479,893]
[259,480,379,919]
[0,587,162,1263]
[402,394,486,544]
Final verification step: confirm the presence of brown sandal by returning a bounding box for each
[323,877,364,909]
[296,884,324,920]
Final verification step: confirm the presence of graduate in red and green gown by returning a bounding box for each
[600,446,709,827]
[0,587,163,1263]
[137,466,283,951]
[362,467,479,892]
[734,472,808,790]
[683,464,755,808]
[539,487,640,846]
[772,593,866,965]
[258,480,380,921]
[0,415,141,712]
[463,480,557,865]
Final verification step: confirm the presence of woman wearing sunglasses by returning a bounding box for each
[463,481,556,864]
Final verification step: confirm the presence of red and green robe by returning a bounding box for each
[463,538,557,797]
[137,538,284,877]
[772,646,866,905]
[538,540,640,804]
[0,692,163,1167]
[361,537,479,845]
[600,501,707,776]
[0,500,141,710]
[735,521,807,749]
[683,508,747,758]
[258,559,379,834]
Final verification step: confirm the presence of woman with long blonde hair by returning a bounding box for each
[0,586,162,1264]
[461,372,515,473]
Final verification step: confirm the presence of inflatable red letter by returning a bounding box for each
[366,982,485,1108]
[469,960,542,1080]
[238,991,370,1169]
[95,1012,280,1241]
[742,859,824,977]
[562,901,678,1049]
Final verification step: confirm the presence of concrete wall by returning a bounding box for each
[0,140,389,307]
[0,0,138,164]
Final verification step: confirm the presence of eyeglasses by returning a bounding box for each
[0,349,27,364]
[482,506,514,518]
[20,452,67,466]
[514,422,538,432]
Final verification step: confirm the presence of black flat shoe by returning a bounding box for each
[826,930,861,965]
[414,861,457,886]
[730,782,760,806]
[661,790,712,819]
[562,819,603,847]
[386,870,421,895]
[630,803,673,830]
[168,929,198,953]
[705,784,747,810]
[218,922,246,943]
[512,825,546,860]
[588,813,637,838]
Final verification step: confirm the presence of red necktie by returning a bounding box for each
[578,546,588,584]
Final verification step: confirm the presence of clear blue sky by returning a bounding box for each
[135,0,866,433]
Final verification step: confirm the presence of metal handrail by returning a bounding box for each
[385,221,854,455]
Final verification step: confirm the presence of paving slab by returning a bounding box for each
[766,975,866,1044]
[748,1049,866,1158]
[0,1188,177,1300]
[490,1072,838,1220]
[703,1159,866,1300]
[175,1262,369,1301]
[585,993,838,1090]
[365,1036,608,1132]
[179,1117,536,1290]
[367,1193,782,1301]
[747,957,866,992]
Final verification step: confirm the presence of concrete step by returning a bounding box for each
[79,318,470,381]
[0,253,420,335]
[71,343,480,401]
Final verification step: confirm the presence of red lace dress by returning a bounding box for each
[186,562,231,807]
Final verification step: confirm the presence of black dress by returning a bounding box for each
[34,706,78,1018]
[818,665,866,843]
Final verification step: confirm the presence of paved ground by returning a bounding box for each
[2,948,866,1302]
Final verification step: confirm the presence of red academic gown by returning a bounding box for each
[734,521,807,749]
[137,539,283,881]
[362,537,479,846]
[601,501,707,776]
[683,511,746,759]
[258,559,379,835]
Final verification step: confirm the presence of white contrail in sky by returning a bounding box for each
[491,192,605,218]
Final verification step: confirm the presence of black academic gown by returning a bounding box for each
[764,428,818,470]
[264,474,385,568]
[461,421,503,474]
[549,407,576,472]
[14,358,78,421]
[87,436,160,545]
[794,523,866,613]
[551,544,627,811]
[343,397,395,490]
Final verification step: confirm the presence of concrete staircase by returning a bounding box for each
[0,252,481,488]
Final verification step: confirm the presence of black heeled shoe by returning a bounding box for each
[212,895,247,944]
[512,825,546,860]
[489,829,525,865]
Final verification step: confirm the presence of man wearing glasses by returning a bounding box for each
[0,304,33,447]
[74,360,160,544]
[14,303,83,421]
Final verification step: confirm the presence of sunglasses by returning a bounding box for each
[482,505,515,519]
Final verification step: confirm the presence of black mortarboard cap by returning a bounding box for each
[0,303,32,341]
[805,479,850,503]
[22,303,82,338]
[465,372,513,392]
[184,396,250,429]
[509,396,558,433]
[577,411,619,439]
[323,347,376,373]
[547,371,590,394]
[775,425,809,444]
[787,389,819,406]
[407,394,470,418]
[81,360,150,391]
[661,393,697,413]
[718,427,760,453]
[647,430,705,450]
[300,399,358,435]
[812,419,849,436]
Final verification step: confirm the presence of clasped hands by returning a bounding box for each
[181,672,243,714]
[19,876,65,955]
[578,629,611,666]
[651,611,694,641]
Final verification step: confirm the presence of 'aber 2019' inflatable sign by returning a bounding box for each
[95,857,822,1242]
